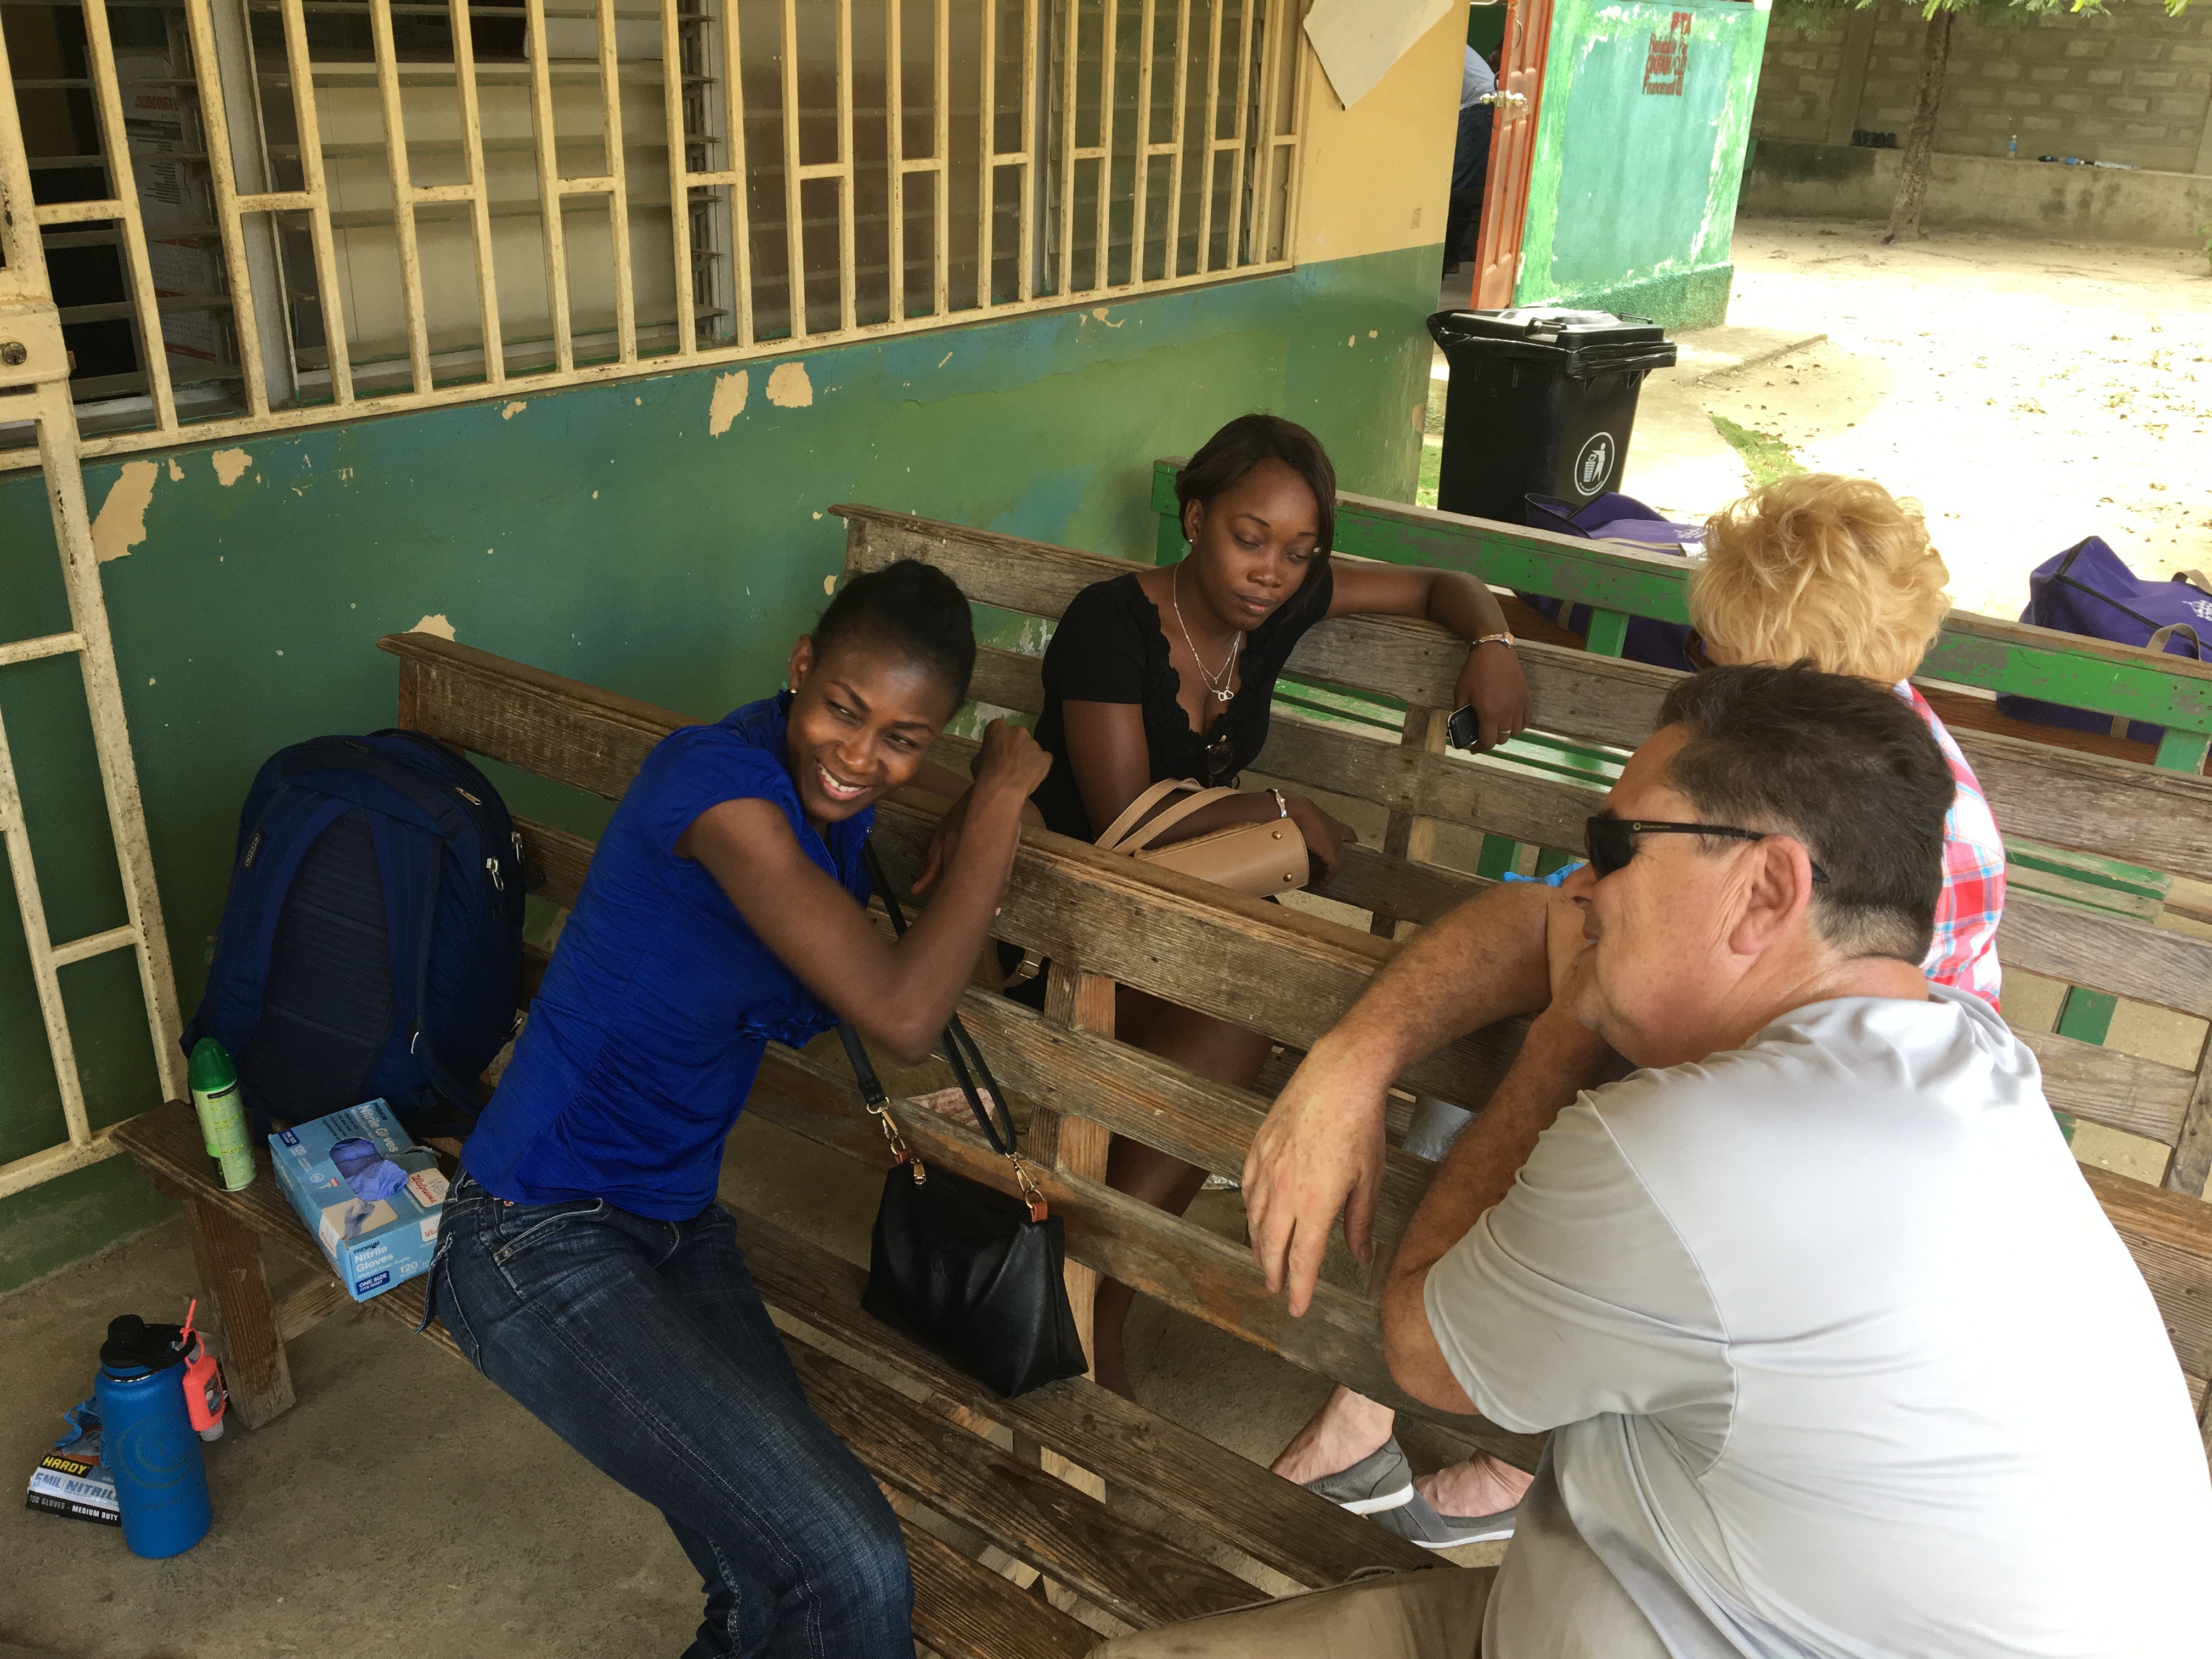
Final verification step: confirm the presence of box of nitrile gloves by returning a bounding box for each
[25,1446,119,1527]
[269,1099,447,1302]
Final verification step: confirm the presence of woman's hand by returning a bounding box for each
[970,718,1052,804]
[915,721,1049,895]
[1284,795,1358,886]
[1452,641,1531,753]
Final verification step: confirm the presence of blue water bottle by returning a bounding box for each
[94,1314,212,1558]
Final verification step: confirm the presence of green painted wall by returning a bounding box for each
[1515,0,1770,329]
[0,243,1438,1290]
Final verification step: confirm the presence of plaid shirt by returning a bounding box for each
[1900,684,2005,1011]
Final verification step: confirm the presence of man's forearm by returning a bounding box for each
[1314,882,1553,1084]
[1391,1008,1611,1287]
[1379,1007,1612,1406]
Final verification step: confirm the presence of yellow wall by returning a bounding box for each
[1293,8,1465,264]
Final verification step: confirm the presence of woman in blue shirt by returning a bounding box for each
[432,560,1048,1659]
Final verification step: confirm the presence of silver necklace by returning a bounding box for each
[1171,566,1241,704]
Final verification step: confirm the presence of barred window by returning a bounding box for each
[1,0,1305,458]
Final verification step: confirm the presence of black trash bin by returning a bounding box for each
[1428,308,1677,526]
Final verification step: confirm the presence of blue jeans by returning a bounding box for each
[428,1169,912,1658]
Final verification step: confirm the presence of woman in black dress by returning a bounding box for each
[1030,414,1532,1395]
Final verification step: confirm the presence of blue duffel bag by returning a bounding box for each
[1997,537,2210,746]
[1519,492,1702,671]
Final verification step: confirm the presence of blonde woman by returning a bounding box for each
[1250,472,2006,1548]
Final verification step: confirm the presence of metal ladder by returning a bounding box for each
[0,24,186,1199]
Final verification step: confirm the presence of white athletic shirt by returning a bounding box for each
[1425,987,2212,1658]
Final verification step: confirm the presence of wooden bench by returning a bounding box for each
[834,501,2212,1446]
[111,492,2212,1654]
[121,627,1488,1658]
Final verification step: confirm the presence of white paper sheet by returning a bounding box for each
[1303,0,1460,110]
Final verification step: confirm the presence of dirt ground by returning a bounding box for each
[1709,218,2212,621]
[1437,216,2212,625]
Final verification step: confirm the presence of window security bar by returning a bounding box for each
[2,0,1307,468]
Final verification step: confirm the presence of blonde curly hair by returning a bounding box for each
[1690,474,1951,686]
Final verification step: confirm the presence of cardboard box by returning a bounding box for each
[269,1101,447,1302]
[25,1446,120,1527]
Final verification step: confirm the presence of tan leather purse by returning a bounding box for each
[1095,778,1308,898]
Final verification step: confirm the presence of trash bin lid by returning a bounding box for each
[1429,308,1678,374]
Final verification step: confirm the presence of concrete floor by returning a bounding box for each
[1,1108,1500,1658]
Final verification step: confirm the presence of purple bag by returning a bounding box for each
[1519,493,1702,671]
[1997,537,2210,746]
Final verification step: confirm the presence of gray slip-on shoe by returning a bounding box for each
[1373,1486,1520,1548]
[1297,1436,1416,1516]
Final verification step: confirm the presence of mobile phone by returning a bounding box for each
[1447,704,1482,751]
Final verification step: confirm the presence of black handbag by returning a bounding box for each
[844,845,1087,1398]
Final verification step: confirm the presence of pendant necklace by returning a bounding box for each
[1171,566,1241,704]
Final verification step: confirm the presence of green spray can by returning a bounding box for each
[187,1038,255,1192]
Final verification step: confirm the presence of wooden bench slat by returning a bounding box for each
[2016,1028,2196,1146]
[1996,902,2212,1023]
[900,1518,1098,1659]
[748,1041,1549,1464]
[1257,708,1595,851]
[949,990,1436,1245]
[720,1206,1438,1588]
[867,802,1520,1113]
[788,1340,1260,1629]
[382,631,674,801]
[838,506,2212,886]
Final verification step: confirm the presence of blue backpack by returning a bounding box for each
[183,730,528,1137]
[1999,538,2211,747]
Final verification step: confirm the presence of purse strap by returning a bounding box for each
[1096,778,1240,855]
[1094,777,1193,849]
[2106,622,2203,739]
[843,840,1047,1219]
[2177,570,2211,600]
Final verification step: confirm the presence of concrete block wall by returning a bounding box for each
[1756,0,2212,175]
[1752,10,1857,141]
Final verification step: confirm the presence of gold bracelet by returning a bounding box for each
[1267,788,1289,819]
[1474,632,1516,650]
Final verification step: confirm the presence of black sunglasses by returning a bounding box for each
[1584,814,1829,883]
[1204,728,1238,787]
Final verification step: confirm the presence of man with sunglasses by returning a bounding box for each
[1113,664,2209,1657]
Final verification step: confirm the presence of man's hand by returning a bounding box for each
[1242,1040,1393,1318]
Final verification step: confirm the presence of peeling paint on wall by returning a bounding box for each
[766,362,814,408]
[501,402,528,420]
[410,613,457,639]
[92,460,160,563]
[165,458,184,482]
[709,370,751,436]
[212,449,253,487]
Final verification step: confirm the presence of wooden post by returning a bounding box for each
[1040,963,1114,1367]
[2162,1048,2212,1199]
[181,1195,295,1428]
[1028,961,1113,1503]
[1370,706,1448,941]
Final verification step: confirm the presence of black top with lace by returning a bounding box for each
[1030,566,1334,840]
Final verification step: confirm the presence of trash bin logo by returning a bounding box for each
[1573,433,1617,496]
